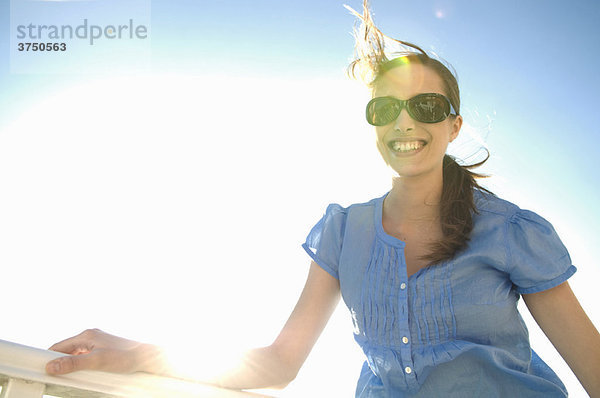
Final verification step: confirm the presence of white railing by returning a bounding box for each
[0,339,272,398]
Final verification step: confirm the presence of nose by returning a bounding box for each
[392,107,415,133]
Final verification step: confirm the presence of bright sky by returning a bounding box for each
[0,1,599,397]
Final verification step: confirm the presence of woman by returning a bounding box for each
[46,1,600,396]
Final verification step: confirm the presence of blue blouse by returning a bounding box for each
[302,190,576,397]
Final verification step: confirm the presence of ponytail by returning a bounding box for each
[421,153,492,265]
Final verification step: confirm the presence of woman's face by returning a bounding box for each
[372,63,462,179]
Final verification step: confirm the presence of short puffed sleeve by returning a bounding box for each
[302,203,347,279]
[506,209,576,294]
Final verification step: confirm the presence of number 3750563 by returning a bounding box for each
[18,43,67,51]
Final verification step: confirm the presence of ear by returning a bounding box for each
[449,115,462,143]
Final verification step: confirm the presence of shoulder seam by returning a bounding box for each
[503,213,513,275]
[475,195,521,274]
[502,207,526,276]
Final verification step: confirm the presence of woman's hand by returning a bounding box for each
[45,329,163,376]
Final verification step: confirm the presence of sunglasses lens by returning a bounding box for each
[408,94,451,123]
[367,97,401,126]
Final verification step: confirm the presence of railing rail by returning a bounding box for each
[0,339,271,398]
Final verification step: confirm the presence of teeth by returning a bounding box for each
[391,140,424,152]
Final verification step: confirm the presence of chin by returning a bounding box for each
[388,161,440,179]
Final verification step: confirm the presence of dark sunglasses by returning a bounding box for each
[366,93,458,126]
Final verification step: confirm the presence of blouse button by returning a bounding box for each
[400,283,406,290]
[402,336,409,344]
[405,366,412,374]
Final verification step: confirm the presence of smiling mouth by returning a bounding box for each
[387,139,427,154]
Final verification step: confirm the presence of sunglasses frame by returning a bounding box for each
[366,93,458,126]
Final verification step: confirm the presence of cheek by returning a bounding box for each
[429,138,450,156]
[429,125,454,147]
[375,129,387,148]
[375,129,391,164]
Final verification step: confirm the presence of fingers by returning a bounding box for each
[49,341,91,355]
[45,329,146,376]
[48,329,101,354]
[46,352,99,375]
[46,349,140,375]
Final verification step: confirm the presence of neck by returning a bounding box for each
[384,169,443,224]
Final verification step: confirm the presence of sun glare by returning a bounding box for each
[0,73,374,397]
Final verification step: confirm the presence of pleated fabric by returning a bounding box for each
[303,190,575,397]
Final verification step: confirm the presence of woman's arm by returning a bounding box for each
[523,281,600,397]
[211,261,341,389]
[46,261,341,390]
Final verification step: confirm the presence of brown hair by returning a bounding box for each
[347,0,492,265]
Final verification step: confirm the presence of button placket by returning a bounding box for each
[397,251,417,388]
